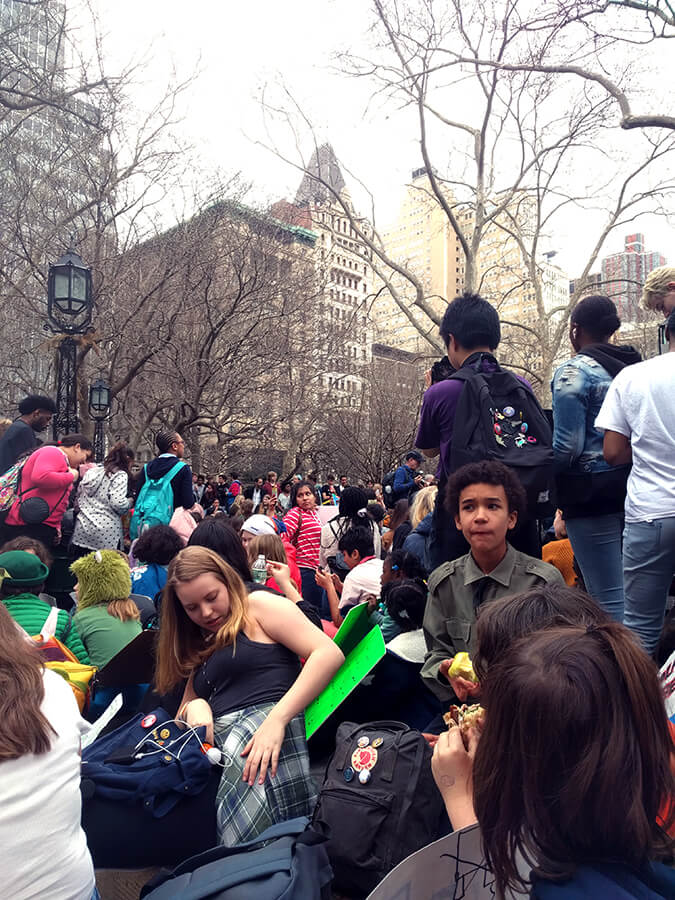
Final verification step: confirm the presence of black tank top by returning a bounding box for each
[192,632,301,717]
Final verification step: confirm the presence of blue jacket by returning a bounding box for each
[533,861,675,899]
[402,511,433,574]
[552,344,640,475]
[392,464,416,500]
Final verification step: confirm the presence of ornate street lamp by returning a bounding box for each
[89,377,111,463]
[47,239,93,437]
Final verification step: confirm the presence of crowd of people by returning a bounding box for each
[0,267,674,899]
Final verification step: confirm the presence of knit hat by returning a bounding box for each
[241,514,278,537]
[0,550,49,586]
[70,550,132,609]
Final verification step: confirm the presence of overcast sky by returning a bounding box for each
[93,0,673,278]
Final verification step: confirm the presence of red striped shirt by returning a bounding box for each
[283,506,322,568]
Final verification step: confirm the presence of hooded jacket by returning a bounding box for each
[552,344,641,517]
[72,465,131,551]
[402,511,433,574]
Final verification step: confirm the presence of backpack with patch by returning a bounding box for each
[381,470,397,506]
[224,480,241,512]
[449,352,554,515]
[312,720,444,897]
[130,461,185,539]
[0,459,24,511]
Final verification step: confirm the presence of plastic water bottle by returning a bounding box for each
[252,554,267,584]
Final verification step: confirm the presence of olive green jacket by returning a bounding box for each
[421,543,564,701]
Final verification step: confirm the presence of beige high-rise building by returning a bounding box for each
[373,168,470,355]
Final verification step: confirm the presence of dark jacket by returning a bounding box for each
[134,456,193,511]
[402,511,433,573]
[0,419,37,475]
[532,861,675,899]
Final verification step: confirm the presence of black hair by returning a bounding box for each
[291,480,314,507]
[155,430,178,454]
[405,450,423,464]
[367,501,386,524]
[363,488,376,502]
[382,578,428,631]
[133,524,184,566]
[338,525,374,558]
[230,472,239,479]
[388,549,426,580]
[60,433,93,451]
[187,517,251,582]
[439,291,501,351]
[338,486,369,519]
[18,395,56,415]
[571,295,621,342]
[446,460,526,520]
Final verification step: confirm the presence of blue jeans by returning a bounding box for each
[299,566,325,613]
[565,514,624,622]
[623,517,675,655]
[91,888,101,900]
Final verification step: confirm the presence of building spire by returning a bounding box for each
[295,143,346,205]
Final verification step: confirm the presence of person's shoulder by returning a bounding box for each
[422,379,463,404]
[512,548,564,584]
[428,555,465,591]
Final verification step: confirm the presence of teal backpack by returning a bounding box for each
[130,461,185,539]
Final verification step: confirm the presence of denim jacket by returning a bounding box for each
[552,354,613,474]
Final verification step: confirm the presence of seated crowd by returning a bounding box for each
[0,282,674,900]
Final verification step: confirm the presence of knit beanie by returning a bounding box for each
[70,550,132,609]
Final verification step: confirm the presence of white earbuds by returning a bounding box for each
[206,746,222,765]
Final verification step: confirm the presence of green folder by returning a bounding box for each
[305,603,386,739]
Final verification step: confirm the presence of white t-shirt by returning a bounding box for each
[0,669,95,900]
[595,352,675,522]
[339,558,384,610]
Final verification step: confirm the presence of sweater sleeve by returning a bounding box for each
[29,447,74,489]
[172,464,194,510]
[107,471,132,515]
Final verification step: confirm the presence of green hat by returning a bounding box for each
[70,550,132,609]
[0,550,49,587]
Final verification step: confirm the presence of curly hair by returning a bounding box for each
[446,460,525,520]
[133,524,184,566]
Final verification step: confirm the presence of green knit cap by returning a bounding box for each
[0,550,49,586]
[70,550,132,609]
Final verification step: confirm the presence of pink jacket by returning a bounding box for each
[7,446,75,528]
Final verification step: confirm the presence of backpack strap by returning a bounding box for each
[162,460,186,483]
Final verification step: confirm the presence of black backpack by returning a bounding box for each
[312,720,444,897]
[381,470,397,506]
[449,352,554,516]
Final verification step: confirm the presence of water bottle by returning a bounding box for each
[252,554,267,584]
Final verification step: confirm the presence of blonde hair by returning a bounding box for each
[410,485,438,530]
[155,546,250,693]
[247,533,288,566]
[107,598,140,623]
[642,266,675,310]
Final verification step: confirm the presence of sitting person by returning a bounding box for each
[315,525,384,626]
[155,546,343,846]
[421,460,563,712]
[71,550,142,668]
[246,532,301,592]
[188,517,252,583]
[368,549,428,640]
[0,549,89,662]
[130,524,184,601]
[0,602,96,899]
[431,610,675,898]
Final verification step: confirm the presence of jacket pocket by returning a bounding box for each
[445,617,471,652]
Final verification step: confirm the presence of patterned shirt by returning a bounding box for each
[282,506,322,569]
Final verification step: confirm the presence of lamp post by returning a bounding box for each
[47,240,93,438]
[89,377,111,462]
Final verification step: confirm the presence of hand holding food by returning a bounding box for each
[440,655,481,702]
[443,703,485,749]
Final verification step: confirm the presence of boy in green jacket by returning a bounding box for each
[421,461,563,704]
[0,550,89,662]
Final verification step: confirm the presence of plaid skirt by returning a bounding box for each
[213,702,317,847]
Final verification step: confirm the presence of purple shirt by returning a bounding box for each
[416,362,531,480]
